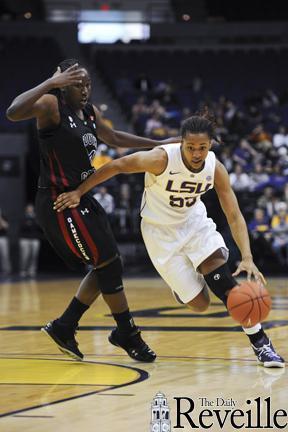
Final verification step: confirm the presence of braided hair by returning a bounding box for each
[180,108,220,144]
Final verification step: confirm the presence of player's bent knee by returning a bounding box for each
[203,263,237,306]
[95,256,124,294]
[186,288,210,312]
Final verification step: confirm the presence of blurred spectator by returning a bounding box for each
[0,209,11,277]
[223,100,237,122]
[266,163,287,191]
[101,116,113,129]
[249,163,269,192]
[215,116,228,142]
[115,183,131,234]
[273,125,288,152]
[134,73,152,93]
[92,144,113,170]
[247,106,263,128]
[181,107,192,123]
[132,96,149,134]
[233,138,257,168]
[192,76,203,94]
[219,148,233,173]
[271,202,288,265]
[248,208,271,234]
[249,124,272,153]
[148,99,166,117]
[132,96,149,120]
[284,183,288,203]
[145,112,167,138]
[93,186,115,215]
[262,89,279,108]
[257,187,283,219]
[229,163,251,191]
[99,104,114,129]
[248,208,274,267]
[154,80,178,106]
[19,204,41,278]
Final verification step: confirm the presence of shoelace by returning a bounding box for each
[257,343,280,360]
[129,332,151,353]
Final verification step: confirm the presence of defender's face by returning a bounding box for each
[64,68,92,109]
[181,133,211,171]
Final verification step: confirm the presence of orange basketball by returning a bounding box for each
[227,281,272,327]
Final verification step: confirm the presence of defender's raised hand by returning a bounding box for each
[49,64,84,89]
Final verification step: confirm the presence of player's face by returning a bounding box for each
[181,133,211,170]
[65,68,92,109]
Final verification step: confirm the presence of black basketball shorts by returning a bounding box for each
[35,190,119,270]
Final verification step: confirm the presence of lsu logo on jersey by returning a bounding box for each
[166,180,212,194]
[165,180,212,208]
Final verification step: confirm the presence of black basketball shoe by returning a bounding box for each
[108,327,156,362]
[41,320,83,361]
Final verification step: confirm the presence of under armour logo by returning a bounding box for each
[68,116,77,128]
[214,274,220,280]
[80,208,89,215]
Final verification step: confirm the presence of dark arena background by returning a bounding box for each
[0,1,287,431]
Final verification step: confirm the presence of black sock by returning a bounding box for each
[247,328,267,345]
[58,297,89,327]
[112,309,136,334]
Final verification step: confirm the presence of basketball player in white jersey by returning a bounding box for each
[53,114,285,368]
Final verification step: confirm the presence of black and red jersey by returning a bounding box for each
[37,96,98,192]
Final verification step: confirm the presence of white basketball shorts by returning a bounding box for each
[141,214,228,304]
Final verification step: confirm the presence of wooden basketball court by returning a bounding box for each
[0,276,287,431]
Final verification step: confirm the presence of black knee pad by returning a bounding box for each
[95,257,124,294]
[204,263,237,306]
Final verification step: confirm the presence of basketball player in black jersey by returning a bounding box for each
[6,59,178,362]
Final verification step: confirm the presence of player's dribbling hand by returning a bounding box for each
[49,64,85,89]
[232,258,267,285]
[53,190,81,212]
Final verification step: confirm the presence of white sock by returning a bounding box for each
[242,323,262,335]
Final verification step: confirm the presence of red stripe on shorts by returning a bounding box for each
[53,150,69,188]
[48,154,82,260]
[53,151,100,266]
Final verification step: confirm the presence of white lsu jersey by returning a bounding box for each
[140,143,216,225]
